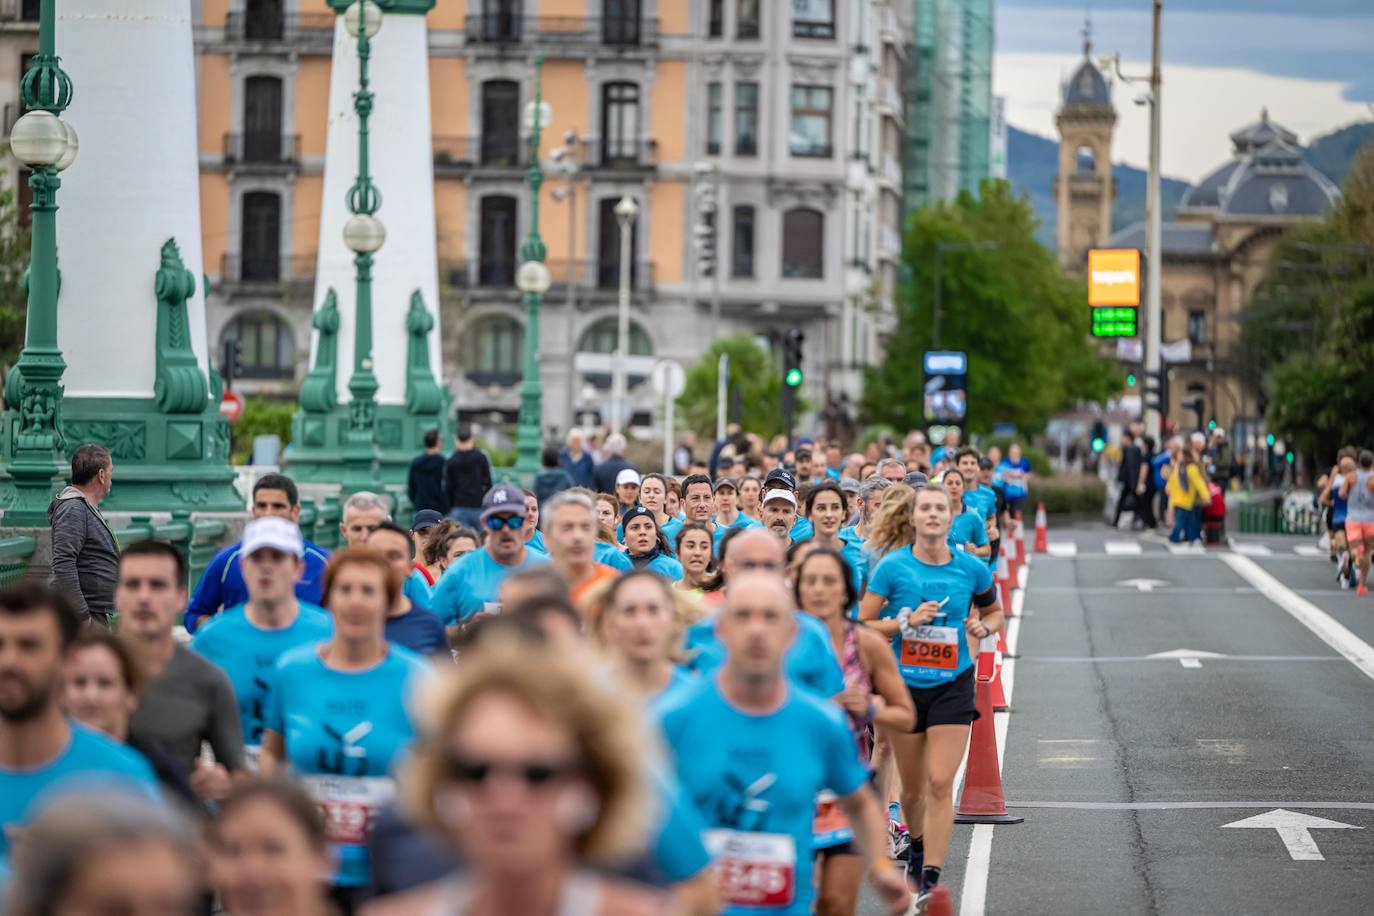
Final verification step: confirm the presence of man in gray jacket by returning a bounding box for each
[48,444,118,625]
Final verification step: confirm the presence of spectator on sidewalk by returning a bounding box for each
[559,428,595,489]
[1112,431,1148,529]
[1165,449,1211,544]
[407,428,447,513]
[48,444,118,627]
[592,433,636,495]
[533,445,574,508]
[445,423,492,529]
[1207,429,1236,491]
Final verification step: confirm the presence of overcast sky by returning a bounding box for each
[993,0,1374,182]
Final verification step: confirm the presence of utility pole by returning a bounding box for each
[1144,0,1164,439]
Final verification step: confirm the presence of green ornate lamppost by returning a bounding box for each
[337,0,386,493]
[5,0,79,525]
[514,53,552,481]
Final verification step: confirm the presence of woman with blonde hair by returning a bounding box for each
[586,571,697,703]
[864,483,917,560]
[374,635,669,915]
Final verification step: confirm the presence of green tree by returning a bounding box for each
[230,398,294,464]
[675,335,801,440]
[862,179,1116,434]
[0,169,32,367]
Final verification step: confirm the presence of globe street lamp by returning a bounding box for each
[4,0,78,526]
[338,0,384,493]
[513,53,550,481]
[550,129,581,435]
[609,195,638,437]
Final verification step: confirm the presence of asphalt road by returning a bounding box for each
[859,525,1374,915]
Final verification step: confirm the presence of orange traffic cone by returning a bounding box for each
[996,552,1014,615]
[1032,503,1048,554]
[924,885,954,916]
[978,633,1010,712]
[1005,524,1021,584]
[1016,517,1029,569]
[955,657,1023,824]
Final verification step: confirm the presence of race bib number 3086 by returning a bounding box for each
[901,624,959,670]
[705,829,797,908]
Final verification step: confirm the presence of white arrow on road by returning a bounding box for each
[1221,808,1362,860]
[1146,648,1226,669]
[1117,578,1171,593]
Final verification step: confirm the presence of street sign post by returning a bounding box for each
[220,389,244,424]
[652,360,686,475]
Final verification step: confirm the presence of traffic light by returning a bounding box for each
[221,338,243,391]
[1143,368,1168,416]
[1090,419,1107,454]
[1126,371,1138,388]
[1266,433,1276,447]
[783,329,805,389]
[1207,419,1217,432]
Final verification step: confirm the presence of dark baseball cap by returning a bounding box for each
[764,468,798,491]
[904,471,931,489]
[480,484,528,523]
[978,457,994,470]
[411,508,444,532]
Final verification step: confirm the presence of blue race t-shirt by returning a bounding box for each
[526,530,548,555]
[403,569,433,612]
[190,602,332,759]
[634,553,685,581]
[711,514,762,555]
[947,510,989,553]
[997,457,1031,499]
[685,612,843,696]
[1,723,160,870]
[963,485,998,522]
[385,605,448,656]
[659,516,685,553]
[265,644,429,888]
[596,541,633,571]
[185,539,331,633]
[656,679,868,916]
[430,546,552,625]
[867,547,994,688]
[790,517,815,541]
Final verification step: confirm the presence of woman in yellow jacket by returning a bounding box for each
[1165,451,1211,544]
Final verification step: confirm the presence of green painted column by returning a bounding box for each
[514,53,548,482]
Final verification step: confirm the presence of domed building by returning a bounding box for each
[1099,108,1340,436]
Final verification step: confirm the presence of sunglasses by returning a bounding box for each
[484,515,526,531]
[443,755,580,787]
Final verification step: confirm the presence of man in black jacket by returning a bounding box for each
[48,444,119,626]
[407,428,447,512]
[445,423,492,529]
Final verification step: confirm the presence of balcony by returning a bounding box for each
[223,132,301,167]
[223,12,334,46]
[463,15,659,49]
[579,138,658,170]
[219,253,316,293]
[432,135,527,173]
[0,0,39,25]
[443,257,656,293]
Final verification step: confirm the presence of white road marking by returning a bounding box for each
[1117,577,1170,592]
[1221,553,1374,682]
[1167,543,1206,555]
[1046,541,1078,557]
[1229,542,1273,557]
[1146,648,1225,669]
[1220,809,1362,861]
[1105,540,1142,555]
[1008,801,1374,811]
[1026,654,1339,664]
[1180,657,1202,668]
[1293,545,1323,557]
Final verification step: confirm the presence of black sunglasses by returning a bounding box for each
[443,755,580,787]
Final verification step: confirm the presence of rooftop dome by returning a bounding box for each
[1179,160,1241,211]
[1063,58,1111,107]
[1229,108,1298,155]
[1217,139,1341,218]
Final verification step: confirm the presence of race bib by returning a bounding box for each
[812,790,854,849]
[480,601,502,616]
[901,625,960,670]
[302,775,395,846]
[705,829,797,908]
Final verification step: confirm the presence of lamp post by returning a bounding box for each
[338,0,385,493]
[514,53,551,481]
[609,195,638,437]
[551,129,580,436]
[931,239,999,351]
[4,0,78,526]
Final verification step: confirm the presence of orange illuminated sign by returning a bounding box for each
[1088,249,1142,307]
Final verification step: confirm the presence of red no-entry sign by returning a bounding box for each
[220,390,244,424]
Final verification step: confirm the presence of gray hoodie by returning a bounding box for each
[48,485,119,619]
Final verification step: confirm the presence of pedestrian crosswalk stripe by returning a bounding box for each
[1167,543,1206,555]
[1046,542,1078,557]
[1230,543,1273,557]
[1293,545,1323,558]
[1105,540,1142,556]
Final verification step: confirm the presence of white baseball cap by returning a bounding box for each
[616,468,642,487]
[762,489,798,509]
[242,516,304,559]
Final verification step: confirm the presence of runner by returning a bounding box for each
[622,506,686,580]
[430,484,552,626]
[657,573,909,916]
[677,474,717,549]
[210,778,335,916]
[367,522,449,656]
[996,443,1032,519]
[761,488,801,550]
[1320,451,1356,586]
[796,548,915,916]
[260,548,429,913]
[956,449,998,523]
[192,517,333,765]
[522,489,549,555]
[544,491,622,605]
[616,468,643,515]
[876,458,907,485]
[801,480,868,614]
[740,475,763,522]
[859,485,1003,908]
[409,509,445,585]
[842,476,893,547]
[590,570,697,703]
[421,522,480,578]
[675,522,718,596]
[712,477,760,550]
[762,469,814,541]
[1338,449,1374,596]
[639,473,677,532]
[938,471,990,560]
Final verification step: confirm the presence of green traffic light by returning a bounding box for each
[1266,434,1276,446]
[1091,437,1106,453]
[785,368,803,387]
[1208,420,1217,431]
[1126,372,1137,387]
[1286,451,1295,465]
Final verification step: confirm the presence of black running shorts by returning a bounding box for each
[907,667,978,733]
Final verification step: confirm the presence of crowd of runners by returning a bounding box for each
[1,427,1035,916]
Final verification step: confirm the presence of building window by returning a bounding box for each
[738,0,760,39]
[239,191,281,282]
[782,208,824,279]
[244,0,284,40]
[790,85,833,157]
[597,197,640,289]
[735,82,759,156]
[706,82,723,155]
[578,317,653,389]
[475,0,522,42]
[603,0,642,45]
[480,80,521,167]
[732,205,755,278]
[793,0,836,38]
[601,81,641,166]
[242,75,284,162]
[1187,310,1208,345]
[224,312,295,379]
[708,0,723,37]
[479,195,518,287]
[461,316,524,385]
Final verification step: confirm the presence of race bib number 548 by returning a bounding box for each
[705,829,796,908]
